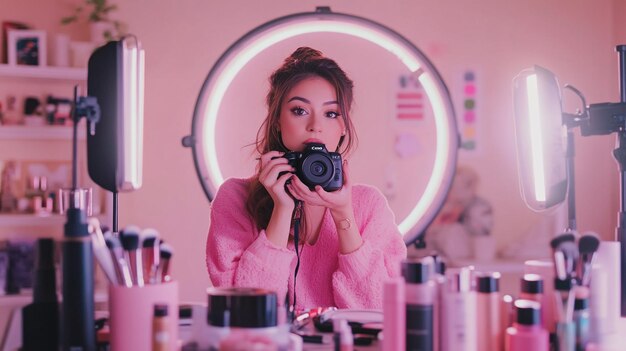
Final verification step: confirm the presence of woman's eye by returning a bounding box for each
[291,107,307,116]
[326,111,340,119]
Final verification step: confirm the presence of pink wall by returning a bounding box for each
[1,0,622,302]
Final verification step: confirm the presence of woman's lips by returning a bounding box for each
[304,138,323,144]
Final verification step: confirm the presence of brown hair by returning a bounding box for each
[246,47,357,231]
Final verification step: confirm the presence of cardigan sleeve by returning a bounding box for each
[206,178,296,300]
[331,185,407,309]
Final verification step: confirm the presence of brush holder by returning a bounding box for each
[109,281,179,351]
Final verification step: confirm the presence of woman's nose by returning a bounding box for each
[307,115,322,132]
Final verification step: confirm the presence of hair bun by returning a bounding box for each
[284,47,323,65]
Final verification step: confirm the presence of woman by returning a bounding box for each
[206,47,407,309]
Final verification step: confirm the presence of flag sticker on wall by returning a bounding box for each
[396,74,425,120]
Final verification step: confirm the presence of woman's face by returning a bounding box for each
[278,76,346,152]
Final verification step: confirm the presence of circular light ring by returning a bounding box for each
[190,9,458,244]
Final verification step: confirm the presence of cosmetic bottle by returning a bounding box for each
[476,272,501,351]
[62,205,95,351]
[22,238,59,351]
[152,304,170,351]
[402,258,436,351]
[383,277,405,351]
[520,274,545,328]
[431,255,446,351]
[500,294,514,349]
[524,260,556,336]
[520,274,544,302]
[589,241,619,344]
[505,299,548,351]
[441,267,477,351]
[573,287,590,351]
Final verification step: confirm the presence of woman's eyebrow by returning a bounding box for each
[287,96,310,104]
[287,96,338,106]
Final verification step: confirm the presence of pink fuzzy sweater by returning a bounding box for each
[205,178,407,309]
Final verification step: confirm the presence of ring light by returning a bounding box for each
[184,8,459,244]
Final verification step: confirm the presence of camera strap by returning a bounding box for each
[291,199,303,319]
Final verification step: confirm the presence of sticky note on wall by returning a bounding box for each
[396,74,424,120]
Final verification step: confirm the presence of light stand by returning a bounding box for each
[516,45,626,317]
[615,129,626,317]
[576,45,626,316]
[61,86,100,351]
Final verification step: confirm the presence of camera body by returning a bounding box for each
[284,143,343,191]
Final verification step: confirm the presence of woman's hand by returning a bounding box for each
[286,160,353,213]
[258,151,295,210]
[288,160,362,253]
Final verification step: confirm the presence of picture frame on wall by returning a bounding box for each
[2,21,30,64]
[7,29,46,67]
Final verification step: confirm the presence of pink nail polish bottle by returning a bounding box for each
[505,300,548,351]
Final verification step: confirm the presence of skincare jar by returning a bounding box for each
[206,287,290,351]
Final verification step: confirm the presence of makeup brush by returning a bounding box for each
[554,251,567,280]
[558,240,579,279]
[87,217,117,285]
[578,232,600,287]
[159,243,173,283]
[105,236,132,287]
[554,278,576,351]
[550,233,575,279]
[120,226,143,286]
[550,233,576,251]
[141,228,160,284]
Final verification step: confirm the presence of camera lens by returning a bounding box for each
[310,161,326,176]
[300,153,334,187]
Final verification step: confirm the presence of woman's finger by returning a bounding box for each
[273,172,295,193]
[341,159,350,187]
[259,151,284,165]
[291,176,319,195]
[258,151,285,173]
[259,162,292,185]
[287,177,310,200]
[315,185,333,203]
[286,182,304,201]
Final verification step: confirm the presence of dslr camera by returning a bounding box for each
[284,143,343,191]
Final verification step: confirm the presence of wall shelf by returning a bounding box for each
[0,213,71,227]
[0,213,109,227]
[0,64,86,81]
[0,125,86,140]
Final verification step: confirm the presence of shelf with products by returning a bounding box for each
[0,185,113,229]
[0,61,105,233]
[0,62,86,127]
